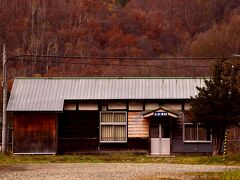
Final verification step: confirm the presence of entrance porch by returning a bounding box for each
[144,108,178,155]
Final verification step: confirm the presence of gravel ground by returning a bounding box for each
[0,163,239,180]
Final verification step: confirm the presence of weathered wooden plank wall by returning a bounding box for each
[13,113,57,154]
[172,112,183,139]
[128,112,149,138]
[58,111,99,153]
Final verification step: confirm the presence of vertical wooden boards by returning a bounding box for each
[14,113,57,154]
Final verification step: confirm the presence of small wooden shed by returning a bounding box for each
[7,77,213,154]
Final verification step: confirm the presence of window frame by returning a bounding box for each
[100,111,127,143]
[183,122,212,143]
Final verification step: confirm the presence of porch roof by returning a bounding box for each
[7,77,207,111]
[143,107,178,118]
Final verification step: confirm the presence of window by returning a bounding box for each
[183,112,211,142]
[184,123,211,142]
[64,102,77,111]
[108,102,126,110]
[100,112,127,143]
[78,102,98,110]
[150,124,159,138]
[129,101,143,111]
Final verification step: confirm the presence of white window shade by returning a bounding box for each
[100,111,127,143]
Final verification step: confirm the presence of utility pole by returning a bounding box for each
[2,44,7,154]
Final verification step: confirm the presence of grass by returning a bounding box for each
[187,170,240,180]
[0,153,240,166]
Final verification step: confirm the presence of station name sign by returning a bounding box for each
[154,112,168,117]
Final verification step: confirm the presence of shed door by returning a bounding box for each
[14,114,57,154]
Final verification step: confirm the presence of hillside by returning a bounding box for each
[0,0,240,77]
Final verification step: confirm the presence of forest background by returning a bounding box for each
[0,0,240,77]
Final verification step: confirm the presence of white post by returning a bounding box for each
[2,44,7,153]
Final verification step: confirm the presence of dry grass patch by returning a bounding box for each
[0,153,240,166]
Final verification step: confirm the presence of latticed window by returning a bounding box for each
[100,112,127,143]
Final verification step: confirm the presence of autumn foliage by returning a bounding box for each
[0,0,239,77]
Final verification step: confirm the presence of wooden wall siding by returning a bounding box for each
[78,102,98,110]
[99,138,149,151]
[128,112,149,138]
[58,111,99,153]
[172,112,183,139]
[162,103,182,111]
[108,102,126,110]
[172,139,212,153]
[145,103,159,110]
[14,113,57,154]
[128,102,143,111]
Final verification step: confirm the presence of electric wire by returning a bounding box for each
[7,59,211,69]
[6,54,233,61]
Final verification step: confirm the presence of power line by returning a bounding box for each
[7,59,211,69]
[5,54,217,70]
[3,54,232,72]
[7,54,234,61]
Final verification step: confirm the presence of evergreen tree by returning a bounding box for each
[191,59,240,155]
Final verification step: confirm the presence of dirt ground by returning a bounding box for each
[0,163,239,180]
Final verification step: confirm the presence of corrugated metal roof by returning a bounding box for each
[7,77,207,111]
